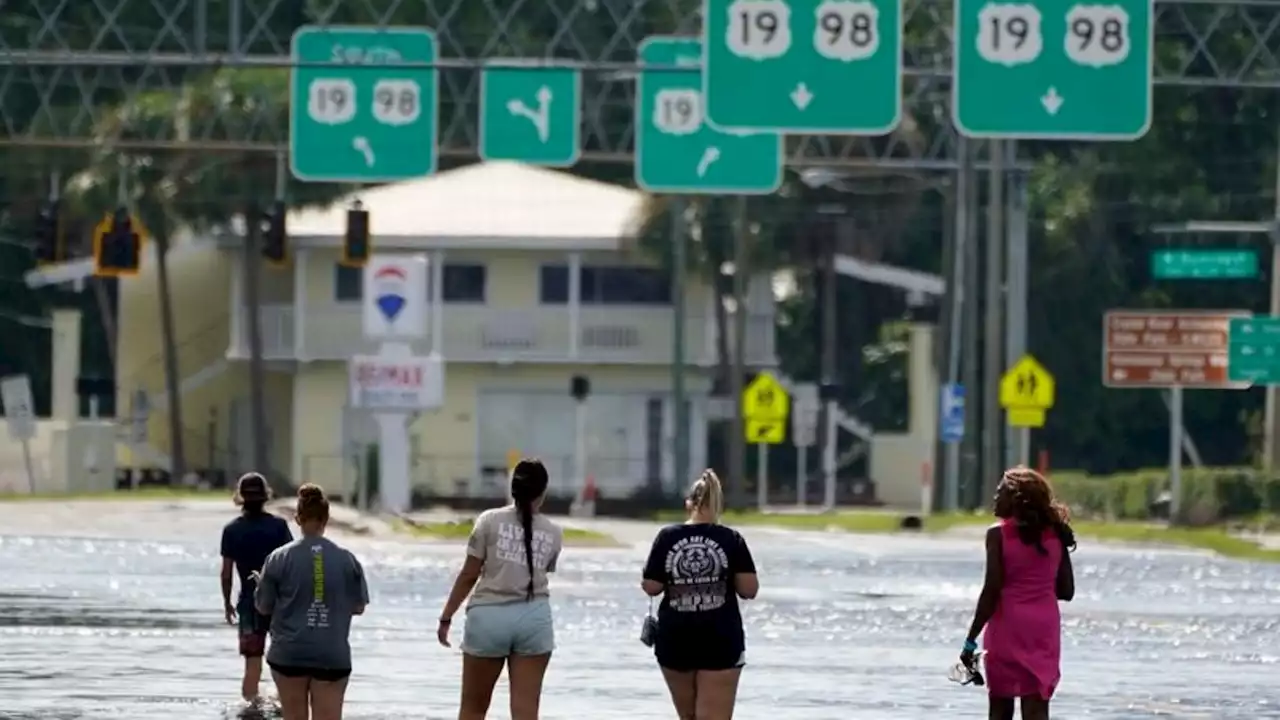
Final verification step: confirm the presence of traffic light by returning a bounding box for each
[94,206,141,276]
[343,206,369,267]
[261,201,288,267]
[33,200,61,266]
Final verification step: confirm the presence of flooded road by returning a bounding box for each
[1,500,1279,719]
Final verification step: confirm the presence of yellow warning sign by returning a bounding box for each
[999,355,1055,410]
[745,419,785,444]
[741,372,790,422]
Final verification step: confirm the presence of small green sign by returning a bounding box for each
[1152,249,1259,280]
[1229,316,1280,384]
[952,0,1154,139]
[480,65,582,167]
[702,0,903,134]
[635,36,784,194]
[290,26,438,182]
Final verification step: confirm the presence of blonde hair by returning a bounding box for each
[686,469,725,522]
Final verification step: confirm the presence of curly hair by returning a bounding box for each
[999,467,1077,555]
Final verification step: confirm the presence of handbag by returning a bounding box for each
[639,597,658,647]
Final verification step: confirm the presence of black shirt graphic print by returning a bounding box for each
[643,523,757,657]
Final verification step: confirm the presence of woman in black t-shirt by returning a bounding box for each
[642,469,759,720]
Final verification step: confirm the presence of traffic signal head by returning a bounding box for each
[261,201,288,266]
[343,207,369,266]
[34,200,61,266]
[95,207,141,276]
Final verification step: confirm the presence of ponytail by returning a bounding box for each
[686,468,725,523]
[516,496,536,600]
[509,458,550,602]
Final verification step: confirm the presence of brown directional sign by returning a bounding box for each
[1103,310,1249,389]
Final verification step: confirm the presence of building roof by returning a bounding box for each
[287,161,646,248]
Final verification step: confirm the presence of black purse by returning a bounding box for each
[639,597,658,647]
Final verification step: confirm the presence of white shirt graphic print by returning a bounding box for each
[663,535,730,612]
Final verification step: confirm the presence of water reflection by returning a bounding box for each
[0,529,1278,718]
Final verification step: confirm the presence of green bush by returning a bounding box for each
[1051,467,1280,523]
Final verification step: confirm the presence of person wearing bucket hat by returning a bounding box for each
[220,472,293,703]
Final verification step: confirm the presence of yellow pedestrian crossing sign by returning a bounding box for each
[999,354,1055,428]
[742,372,789,422]
[746,419,785,444]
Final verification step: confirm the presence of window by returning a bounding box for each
[582,266,671,305]
[538,264,672,305]
[331,262,487,303]
[540,264,569,304]
[442,263,486,303]
[334,264,362,301]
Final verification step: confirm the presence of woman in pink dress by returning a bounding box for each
[960,466,1076,720]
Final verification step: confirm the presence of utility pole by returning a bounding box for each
[728,197,749,509]
[960,142,982,509]
[942,137,971,512]
[671,198,691,494]
[1004,145,1030,468]
[982,140,1006,497]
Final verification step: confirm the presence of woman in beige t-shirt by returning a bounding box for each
[437,458,564,720]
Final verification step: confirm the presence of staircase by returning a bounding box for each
[117,320,235,475]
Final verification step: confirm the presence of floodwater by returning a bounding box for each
[1,501,1279,719]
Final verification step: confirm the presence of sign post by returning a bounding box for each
[635,37,784,194]
[1103,310,1248,519]
[998,355,1055,467]
[352,254,440,513]
[791,383,819,508]
[702,0,903,134]
[1,374,37,494]
[952,0,1154,139]
[479,63,582,166]
[741,371,789,511]
[290,26,439,182]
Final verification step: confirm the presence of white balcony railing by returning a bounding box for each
[237,302,777,366]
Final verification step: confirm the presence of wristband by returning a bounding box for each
[439,618,452,624]
[963,638,978,653]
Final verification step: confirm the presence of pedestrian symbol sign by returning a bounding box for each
[747,419,786,444]
[742,371,790,422]
[999,355,1055,428]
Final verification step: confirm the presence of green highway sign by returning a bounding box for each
[635,37,784,194]
[952,0,1153,139]
[703,0,902,133]
[290,26,438,182]
[480,65,581,167]
[1229,316,1280,384]
[1152,249,1258,280]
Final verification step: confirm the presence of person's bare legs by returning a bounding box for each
[459,654,506,720]
[659,668,696,720]
[1020,696,1050,720]
[507,652,552,720]
[271,671,311,720]
[308,677,350,720]
[988,697,1016,720]
[692,668,741,720]
[242,656,263,702]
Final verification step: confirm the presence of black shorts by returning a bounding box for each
[267,662,352,682]
[655,644,746,673]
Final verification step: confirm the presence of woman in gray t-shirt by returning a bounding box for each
[254,484,369,720]
[437,458,563,720]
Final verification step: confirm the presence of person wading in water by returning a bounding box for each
[220,472,293,704]
[961,466,1077,720]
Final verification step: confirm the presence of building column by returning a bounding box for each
[229,249,244,357]
[51,309,82,421]
[430,250,445,354]
[568,251,582,359]
[293,248,308,360]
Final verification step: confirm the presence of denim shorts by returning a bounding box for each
[462,596,555,658]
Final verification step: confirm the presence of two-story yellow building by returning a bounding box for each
[110,162,777,501]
